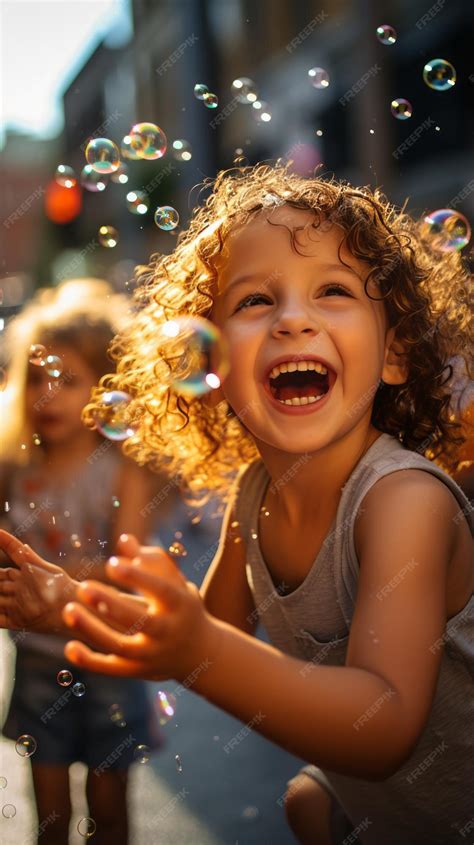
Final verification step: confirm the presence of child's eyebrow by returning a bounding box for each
[224,263,363,294]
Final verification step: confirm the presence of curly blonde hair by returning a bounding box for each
[82,163,472,500]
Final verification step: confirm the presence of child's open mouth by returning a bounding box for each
[266,358,335,407]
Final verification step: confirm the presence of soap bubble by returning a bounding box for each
[98,225,119,248]
[422,209,471,252]
[55,165,77,188]
[126,190,149,215]
[194,83,209,100]
[129,122,167,160]
[57,669,73,687]
[45,355,63,378]
[111,162,129,184]
[112,495,120,508]
[15,734,37,757]
[376,24,397,45]
[231,77,258,103]
[85,138,120,174]
[308,67,330,88]
[109,704,126,727]
[423,59,456,91]
[72,682,85,697]
[172,139,192,161]
[2,804,16,819]
[203,92,219,108]
[155,690,176,724]
[121,135,141,160]
[160,316,230,398]
[391,98,413,120]
[29,344,47,366]
[81,165,108,192]
[134,744,150,764]
[168,541,187,557]
[154,205,179,231]
[252,100,272,123]
[93,390,137,441]
[77,817,96,838]
[70,534,81,549]
[175,754,183,772]
[0,777,7,788]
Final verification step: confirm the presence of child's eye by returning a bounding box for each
[321,284,352,297]
[234,293,272,312]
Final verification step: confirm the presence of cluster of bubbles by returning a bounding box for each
[422,209,471,252]
[160,316,230,398]
[193,83,219,108]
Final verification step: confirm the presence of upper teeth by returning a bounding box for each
[269,360,328,379]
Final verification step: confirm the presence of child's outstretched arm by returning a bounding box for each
[61,472,463,780]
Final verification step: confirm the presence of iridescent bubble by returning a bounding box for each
[111,162,129,184]
[231,77,258,103]
[85,138,120,174]
[72,682,85,697]
[121,135,141,161]
[57,669,73,687]
[252,100,272,123]
[109,703,126,727]
[77,817,96,838]
[129,122,167,160]
[29,344,47,366]
[376,24,397,45]
[155,690,176,724]
[308,67,330,88]
[15,734,37,757]
[423,59,456,91]
[160,316,230,398]
[126,190,149,215]
[154,205,179,231]
[93,390,137,441]
[98,225,119,248]
[134,744,150,764]
[194,83,209,100]
[168,541,187,557]
[55,165,77,188]
[45,355,63,378]
[171,139,192,161]
[422,209,471,252]
[203,92,219,109]
[81,165,108,192]
[0,777,7,788]
[2,804,16,819]
[390,98,413,120]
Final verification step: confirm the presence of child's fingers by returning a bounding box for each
[116,535,187,586]
[62,601,169,657]
[116,533,141,559]
[0,570,20,594]
[106,559,182,610]
[76,581,154,633]
[64,640,150,677]
[0,532,55,573]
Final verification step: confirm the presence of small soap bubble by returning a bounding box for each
[174,531,183,540]
[2,804,16,819]
[29,502,36,510]
[203,92,219,108]
[251,531,258,540]
[15,734,37,757]
[155,690,176,724]
[175,754,183,772]
[423,58,456,91]
[98,225,119,248]
[126,190,149,215]
[315,129,323,137]
[110,162,129,184]
[85,138,120,174]
[55,165,77,188]
[171,139,192,161]
[70,534,81,549]
[231,77,258,103]
[391,98,412,120]
[72,682,85,697]
[160,316,230,398]
[134,744,150,764]
[109,704,127,727]
[57,669,73,687]
[252,100,272,122]
[93,390,137,441]
[129,122,167,160]
[0,777,7,788]
[81,164,108,192]
[154,205,179,231]
[112,495,120,508]
[242,805,259,820]
[121,135,141,160]
[77,817,96,838]
[168,541,187,557]
[29,344,47,366]
[308,67,330,88]
[194,83,209,100]
[422,209,471,252]
[32,433,42,446]
[45,355,63,378]
[376,24,397,45]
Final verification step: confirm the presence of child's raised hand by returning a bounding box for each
[0,529,77,632]
[62,536,218,682]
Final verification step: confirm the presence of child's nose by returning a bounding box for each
[272,304,319,338]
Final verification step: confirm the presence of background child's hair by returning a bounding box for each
[0,278,129,464]
[82,163,472,500]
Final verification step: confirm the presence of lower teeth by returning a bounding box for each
[277,394,325,406]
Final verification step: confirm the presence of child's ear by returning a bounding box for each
[381,327,409,385]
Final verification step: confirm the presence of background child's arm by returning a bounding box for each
[62,472,460,780]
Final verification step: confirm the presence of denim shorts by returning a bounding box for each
[300,765,362,845]
[2,648,163,769]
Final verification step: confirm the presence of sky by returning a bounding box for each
[0,0,131,145]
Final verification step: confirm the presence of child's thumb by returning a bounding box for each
[116,533,141,558]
